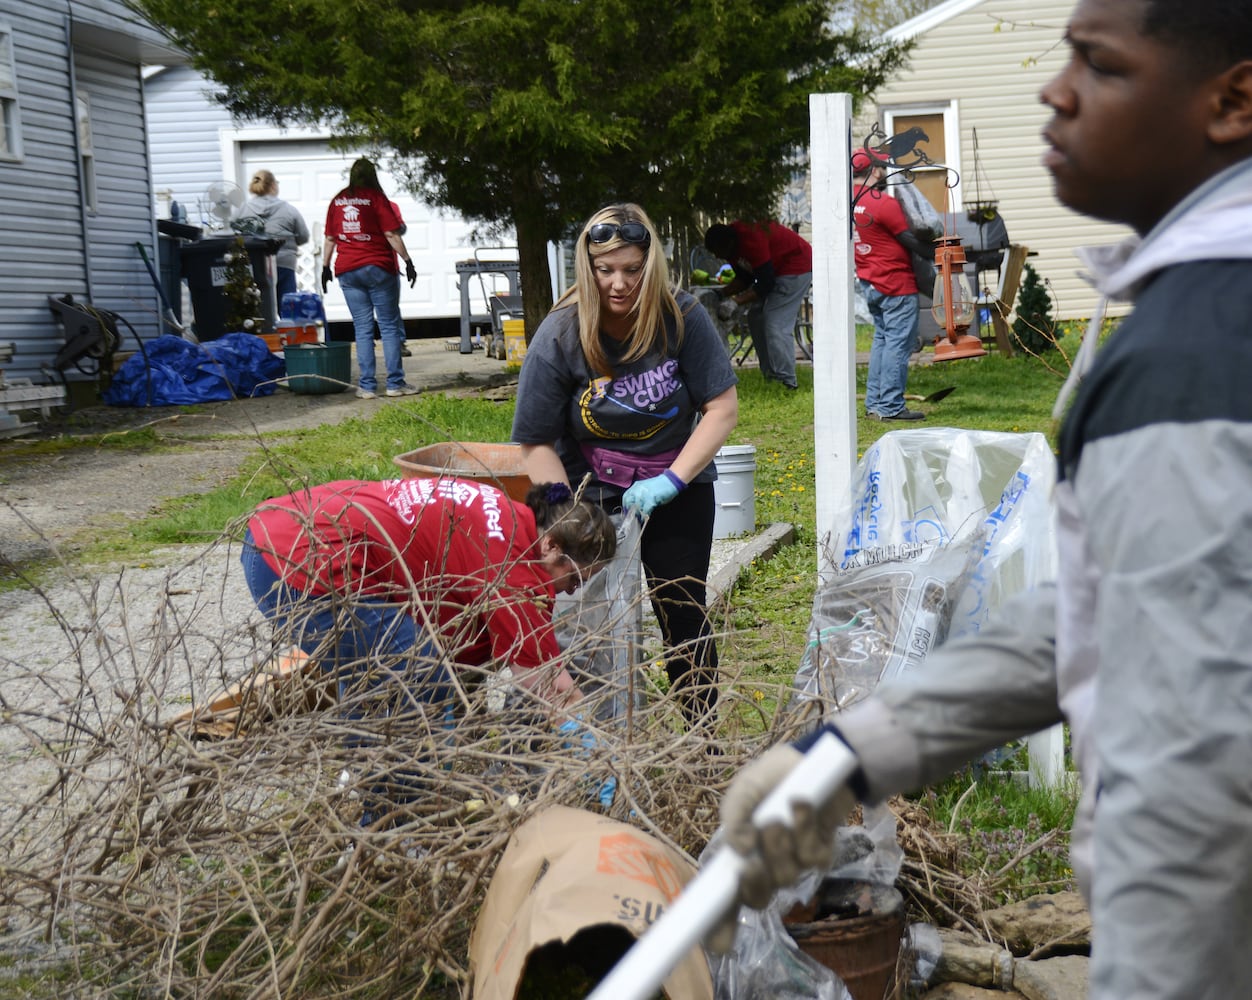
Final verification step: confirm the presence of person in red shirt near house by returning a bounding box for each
[704,220,813,389]
[240,476,615,826]
[853,149,936,420]
[321,157,419,399]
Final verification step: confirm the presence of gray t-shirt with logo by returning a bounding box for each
[512,291,737,498]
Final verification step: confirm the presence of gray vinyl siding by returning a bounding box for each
[0,1,86,380]
[75,49,161,346]
[144,65,237,224]
[0,0,177,384]
[864,0,1132,321]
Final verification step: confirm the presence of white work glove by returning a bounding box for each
[716,297,738,321]
[707,743,857,953]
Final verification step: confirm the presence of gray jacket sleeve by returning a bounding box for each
[833,584,1062,802]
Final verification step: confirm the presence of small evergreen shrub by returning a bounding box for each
[1012,262,1058,355]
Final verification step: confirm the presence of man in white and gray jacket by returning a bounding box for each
[715,0,1252,996]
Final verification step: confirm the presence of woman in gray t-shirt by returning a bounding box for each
[512,202,739,730]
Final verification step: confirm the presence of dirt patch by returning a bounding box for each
[0,439,249,566]
[0,394,340,569]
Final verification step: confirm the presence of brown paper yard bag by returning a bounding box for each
[469,804,714,1000]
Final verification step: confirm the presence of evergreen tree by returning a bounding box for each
[131,0,908,334]
[1012,262,1057,355]
[221,237,262,334]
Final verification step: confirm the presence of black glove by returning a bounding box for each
[405,259,417,288]
[320,265,333,294]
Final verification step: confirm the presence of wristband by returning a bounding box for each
[662,469,687,492]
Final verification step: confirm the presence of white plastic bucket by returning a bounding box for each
[713,444,756,539]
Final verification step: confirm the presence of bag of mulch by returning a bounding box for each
[792,428,1056,714]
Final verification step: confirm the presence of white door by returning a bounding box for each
[235,140,515,324]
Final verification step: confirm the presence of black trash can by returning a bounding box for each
[156,218,202,337]
[156,233,184,336]
[180,235,282,340]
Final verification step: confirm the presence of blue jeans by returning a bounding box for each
[747,271,811,387]
[275,266,298,303]
[861,280,920,417]
[241,531,451,820]
[338,265,406,392]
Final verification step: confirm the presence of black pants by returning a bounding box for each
[636,482,720,728]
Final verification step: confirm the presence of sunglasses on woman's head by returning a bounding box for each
[587,221,651,246]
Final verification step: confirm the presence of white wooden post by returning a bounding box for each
[1028,725,1067,789]
[809,93,859,581]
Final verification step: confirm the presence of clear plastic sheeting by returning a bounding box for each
[553,513,646,724]
[707,854,852,1000]
[795,428,1057,715]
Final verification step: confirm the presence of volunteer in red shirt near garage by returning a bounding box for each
[704,220,813,389]
[320,157,419,399]
[240,476,615,825]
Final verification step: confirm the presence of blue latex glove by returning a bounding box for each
[558,717,597,758]
[622,473,680,518]
[558,718,617,808]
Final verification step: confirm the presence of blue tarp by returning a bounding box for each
[103,333,286,407]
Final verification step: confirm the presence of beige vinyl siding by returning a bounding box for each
[866,0,1131,321]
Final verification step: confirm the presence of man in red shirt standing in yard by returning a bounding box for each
[853,149,935,421]
[704,220,812,390]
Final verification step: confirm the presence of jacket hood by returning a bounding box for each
[243,194,281,218]
[1054,157,1252,420]
[1075,158,1252,300]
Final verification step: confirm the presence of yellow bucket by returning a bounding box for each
[503,318,527,364]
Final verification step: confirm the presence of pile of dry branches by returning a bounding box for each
[0,538,1066,999]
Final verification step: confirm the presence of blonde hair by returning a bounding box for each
[553,203,684,375]
[249,169,277,197]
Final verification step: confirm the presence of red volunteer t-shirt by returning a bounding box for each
[731,220,812,276]
[247,478,562,673]
[324,188,403,275]
[853,186,919,297]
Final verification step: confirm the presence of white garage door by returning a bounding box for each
[236,140,517,324]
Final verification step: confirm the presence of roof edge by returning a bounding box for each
[887,0,987,41]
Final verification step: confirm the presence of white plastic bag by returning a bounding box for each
[795,428,1057,711]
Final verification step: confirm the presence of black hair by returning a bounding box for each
[347,157,386,193]
[525,483,617,567]
[704,224,738,259]
[1142,0,1252,72]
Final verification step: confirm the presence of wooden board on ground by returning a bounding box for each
[168,648,333,739]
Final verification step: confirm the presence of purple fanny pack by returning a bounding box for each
[579,442,683,489]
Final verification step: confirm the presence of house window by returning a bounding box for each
[77,93,96,212]
[0,25,21,160]
[883,105,956,215]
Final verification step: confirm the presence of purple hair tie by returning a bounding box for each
[544,482,573,504]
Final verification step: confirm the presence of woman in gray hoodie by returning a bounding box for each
[235,169,310,302]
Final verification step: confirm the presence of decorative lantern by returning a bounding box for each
[930,237,986,361]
